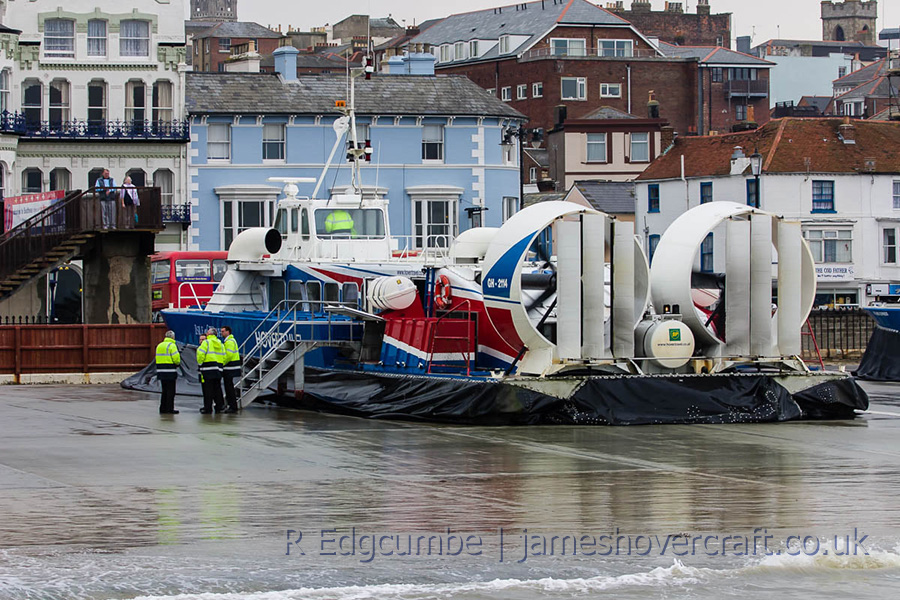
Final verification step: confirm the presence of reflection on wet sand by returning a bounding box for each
[0,383,899,599]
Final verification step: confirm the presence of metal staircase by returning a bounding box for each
[236,300,359,407]
[426,299,475,376]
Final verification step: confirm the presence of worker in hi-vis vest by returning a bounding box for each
[324,209,356,237]
[155,330,180,414]
[220,325,241,413]
[196,327,226,414]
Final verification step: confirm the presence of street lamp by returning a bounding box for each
[749,148,763,208]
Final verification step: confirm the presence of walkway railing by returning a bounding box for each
[0,111,190,141]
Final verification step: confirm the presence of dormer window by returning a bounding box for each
[454,42,465,60]
[469,40,479,57]
[440,44,452,63]
[499,35,510,54]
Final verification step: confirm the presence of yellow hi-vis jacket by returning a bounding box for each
[197,334,225,379]
[324,210,356,235]
[223,334,241,376]
[155,338,180,381]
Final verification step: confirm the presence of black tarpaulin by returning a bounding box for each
[120,343,204,397]
[854,327,900,382]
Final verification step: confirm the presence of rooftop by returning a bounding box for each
[413,0,632,64]
[571,181,635,214]
[185,73,526,119]
[659,42,773,66]
[193,21,284,40]
[637,118,900,180]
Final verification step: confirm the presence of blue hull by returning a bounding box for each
[863,306,900,331]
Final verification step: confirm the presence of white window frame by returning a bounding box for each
[550,38,586,57]
[87,19,107,57]
[516,84,527,100]
[893,181,900,210]
[0,69,10,114]
[486,88,496,96]
[501,86,512,102]
[152,80,174,123]
[630,132,650,163]
[586,133,607,163]
[804,228,853,264]
[153,169,175,206]
[262,123,286,161]
[422,124,444,162]
[561,77,587,101]
[440,45,452,62]
[23,168,43,194]
[883,227,898,265]
[499,35,510,54]
[600,83,622,98]
[49,79,71,126]
[44,19,75,58]
[529,166,537,182]
[454,41,466,60]
[87,80,107,128]
[532,82,543,98]
[469,40,479,57]
[219,38,232,53]
[207,123,232,161]
[120,20,151,58]
[502,196,519,223]
[598,39,634,57]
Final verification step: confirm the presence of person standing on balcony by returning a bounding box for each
[119,175,140,227]
[220,325,241,413]
[95,168,116,230]
[155,330,181,414]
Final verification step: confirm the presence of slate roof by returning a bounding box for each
[185,73,526,119]
[659,42,772,66]
[572,181,635,214]
[413,0,630,63]
[524,191,567,207]
[798,96,831,112]
[833,59,885,88]
[194,21,283,40]
[524,147,549,168]
[836,76,898,102]
[580,106,637,120]
[637,118,900,180]
[370,17,403,30]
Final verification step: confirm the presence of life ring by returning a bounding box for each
[434,274,452,310]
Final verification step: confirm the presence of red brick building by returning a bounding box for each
[192,22,283,72]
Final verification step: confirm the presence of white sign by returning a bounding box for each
[815,264,855,281]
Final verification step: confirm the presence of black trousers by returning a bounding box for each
[223,373,238,409]
[159,379,176,413]
[201,375,225,411]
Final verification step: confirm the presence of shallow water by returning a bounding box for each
[1,382,900,599]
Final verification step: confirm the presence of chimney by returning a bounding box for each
[405,49,436,75]
[839,116,856,144]
[273,46,299,81]
[661,125,675,150]
[736,36,752,55]
[554,105,568,128]
[697,0,711,15]
[631,1,652,13]
[648,90,660,119]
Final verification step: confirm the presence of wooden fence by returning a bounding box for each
[0,324,167,376]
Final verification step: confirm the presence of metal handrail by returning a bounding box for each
[0,111,190,141]
[176,281,214,309]
[426,298,474,376]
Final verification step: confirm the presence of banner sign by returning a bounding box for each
[3,190,66,231]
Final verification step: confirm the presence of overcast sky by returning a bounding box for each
[234,0,899,48]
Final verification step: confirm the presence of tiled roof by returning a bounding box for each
[524,191,568,207]
[375,19,442,51]
[571,181,635,214]
[659,42,772,66]
[194,21,283,39]
[836,76,897,102]
[524,147,549,168]
[186,73,526,119]
[413,0,630,63]
[371,17,403,30]
[798,96,831,112]
[833,59,885,87]
[637,118,900,180]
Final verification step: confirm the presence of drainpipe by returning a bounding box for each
[626,65,632,115]
[697,63,704,135]
[682,154,689,212]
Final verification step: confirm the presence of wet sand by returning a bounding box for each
[1,382,900,599]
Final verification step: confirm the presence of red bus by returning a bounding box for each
[151,251,229,316]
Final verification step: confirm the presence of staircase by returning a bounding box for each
[0,187,163,302]
[426,299,476,376]
[237,300,359,407]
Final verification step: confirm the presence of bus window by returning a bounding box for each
[306,281,321,311]
[291,209,299,233]
[152,260,171,284]
[301,208,310,241]
[212,260,228,282]
[324,282,339,304]
[342,283,359,307]
[175,259,211,282]
[269,279,286,310]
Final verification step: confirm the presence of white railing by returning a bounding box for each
[277,234,455,264]
[176,282,215,309]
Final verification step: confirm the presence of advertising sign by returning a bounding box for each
[3,190,66,231]
[815,264,855,282]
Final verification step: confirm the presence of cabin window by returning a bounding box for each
[306,281,322,311]
[324,282,340,304]
[314,208,385,238]
[342,283,359,307]
[291,209,299,233]
[274,208,288,236]
[269,279,286,310]
[301,208,310,240]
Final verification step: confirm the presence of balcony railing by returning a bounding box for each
[0,111,190,141]
[725,79,769,98]
[520,47,661,60]
[161,203,192,224]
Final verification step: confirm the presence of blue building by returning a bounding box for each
[185,48,526,251]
